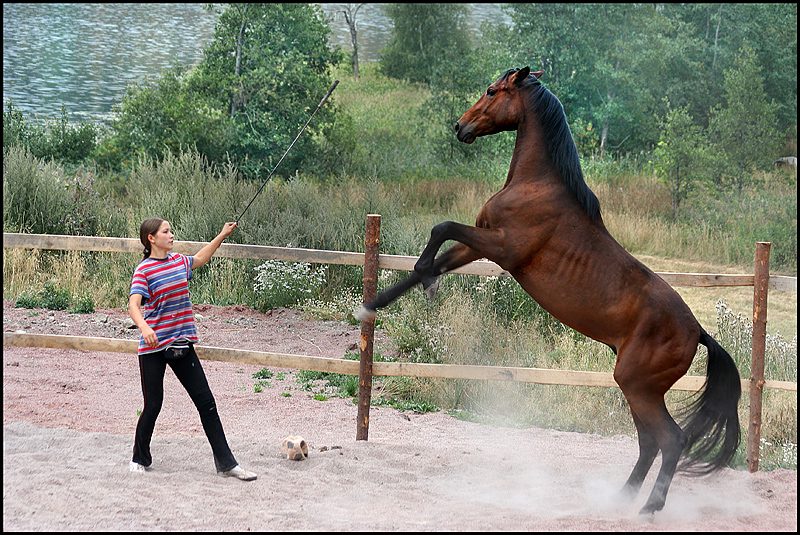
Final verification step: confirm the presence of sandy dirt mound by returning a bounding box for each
[3,301,796,531]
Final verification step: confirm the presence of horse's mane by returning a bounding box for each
[503,69,601,223]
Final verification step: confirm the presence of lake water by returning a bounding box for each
[3,3,509,122]
[3,3,218,122]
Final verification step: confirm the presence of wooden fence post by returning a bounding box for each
[357,214,381,440]
[747,242,771,472]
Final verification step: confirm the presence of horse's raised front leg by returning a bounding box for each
[355,241,484,321]
[414,221,504,287]
[417,242,484,300]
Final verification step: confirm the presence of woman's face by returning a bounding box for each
[149,221,174,251]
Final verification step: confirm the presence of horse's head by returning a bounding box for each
[455,67,544,144]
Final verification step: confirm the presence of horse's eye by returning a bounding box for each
[487,87,496,97]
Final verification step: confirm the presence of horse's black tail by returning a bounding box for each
[677,330,742,475]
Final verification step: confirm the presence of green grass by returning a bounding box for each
[252,368,274,380]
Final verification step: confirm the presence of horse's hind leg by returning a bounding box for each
[615,338,693,514]
[625,394,685,514]
[620,409,660,500]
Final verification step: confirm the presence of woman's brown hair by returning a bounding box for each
[139,218,165,259]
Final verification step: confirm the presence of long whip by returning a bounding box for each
[235,79,340,224]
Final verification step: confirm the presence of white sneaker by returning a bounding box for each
[219,464,257,481]
[129,461,148,473]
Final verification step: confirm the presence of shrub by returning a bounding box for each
[14,292,41,309]
[103,4,342,179]
[39,281,72,311]
[382,293,452,364]
[3,146,122,236]
[714,299,797,381]
[252,260,327,311]
[103,66,235,169]
[301,290,362,323]
[3,146,73,234]
[14,281,73,311]
[3,100,98,165]
[69,294,96,314]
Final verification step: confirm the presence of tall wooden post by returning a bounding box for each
[357,214,381,440]
[747,242,770,472]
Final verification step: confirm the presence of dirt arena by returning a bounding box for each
[3,301,796,531]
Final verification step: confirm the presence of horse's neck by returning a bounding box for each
[503,121,559,188]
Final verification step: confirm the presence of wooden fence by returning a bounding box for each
[3,224,797,471]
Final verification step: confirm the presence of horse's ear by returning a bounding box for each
[513,67,531,86]
[532,70,544,79]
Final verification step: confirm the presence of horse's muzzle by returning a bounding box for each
[454,121,476,144]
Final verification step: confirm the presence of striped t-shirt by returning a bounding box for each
[130,253,198,355]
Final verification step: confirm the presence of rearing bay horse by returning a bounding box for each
[356,67,741,514]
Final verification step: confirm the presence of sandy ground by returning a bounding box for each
[3,300,797,531]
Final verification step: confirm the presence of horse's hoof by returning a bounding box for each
[423,277,440,301]
[354,305,377,322]
[638,502,663,516]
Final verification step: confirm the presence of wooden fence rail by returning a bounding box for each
[3,232,796,291]
[3,332,795,394]
[3,229,797,472]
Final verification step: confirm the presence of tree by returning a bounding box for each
[379,4,472,86]
[668,4,797,132]
[502,4,706,157]
[339,4,366,80]
[105,4,342,178]
[654,103,710,219]
[708,45,782,194]
[103,66,233,167]
[193,4,342,178]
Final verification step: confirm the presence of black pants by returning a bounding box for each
[132,346,238,472]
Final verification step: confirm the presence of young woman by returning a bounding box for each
[128,218,256,481]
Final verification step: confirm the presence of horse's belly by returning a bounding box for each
[511,270,630,346]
